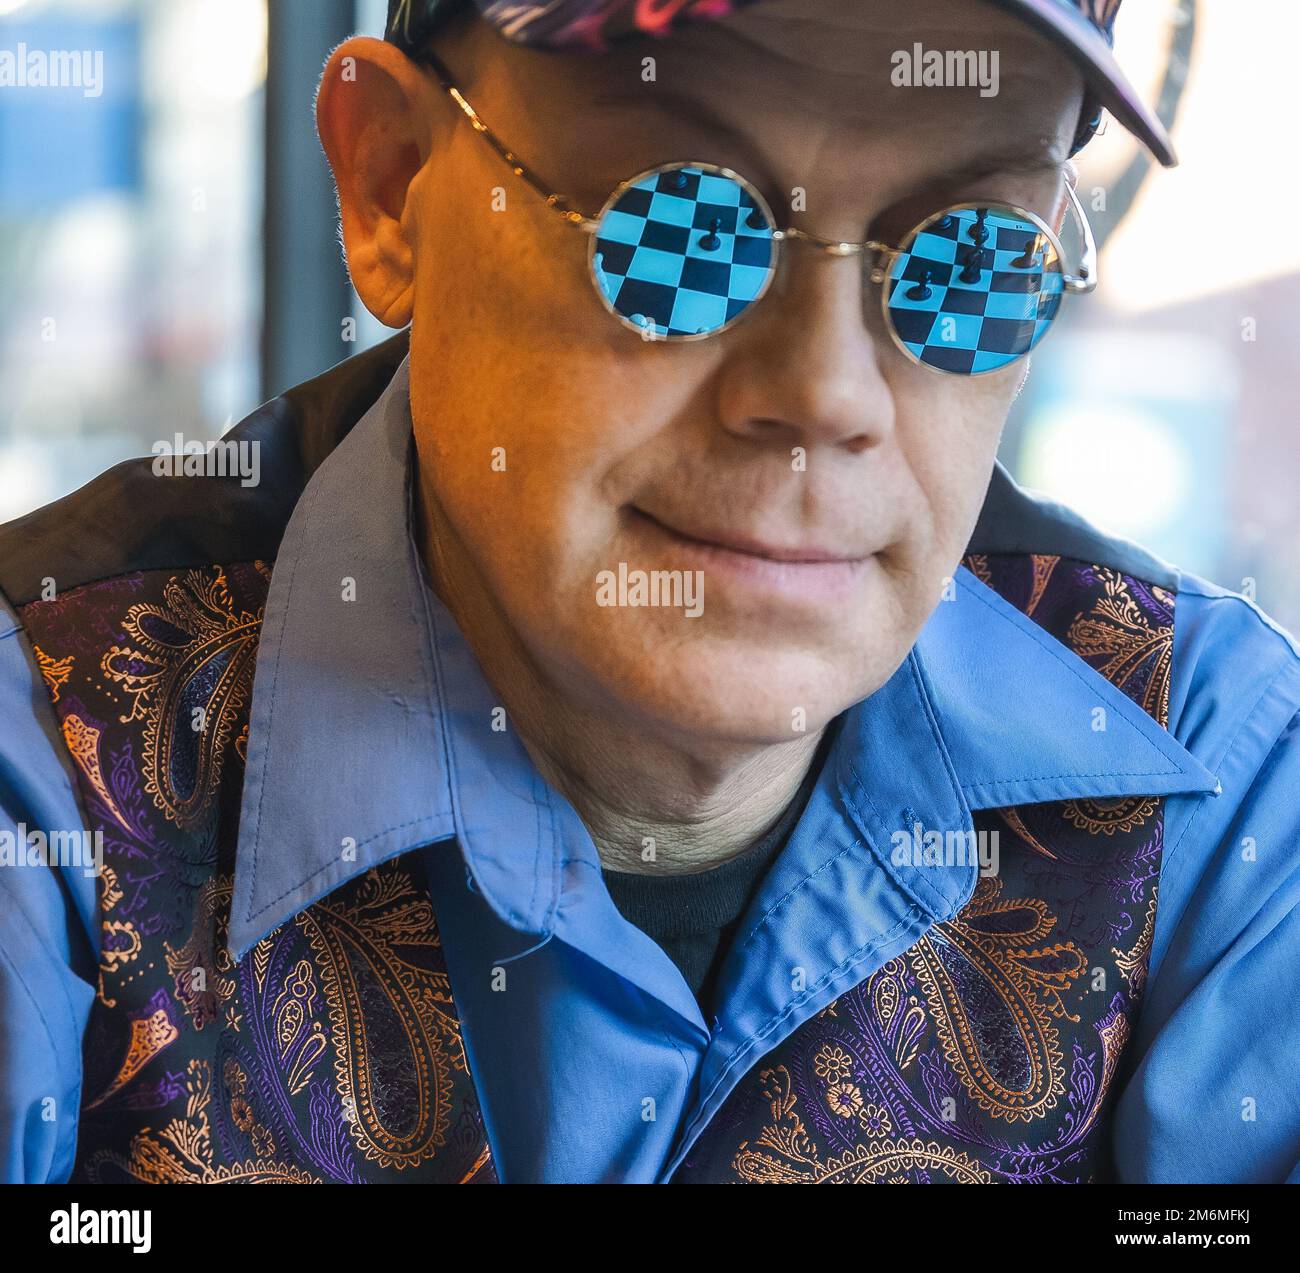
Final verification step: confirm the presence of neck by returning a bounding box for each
[522,713,824,875]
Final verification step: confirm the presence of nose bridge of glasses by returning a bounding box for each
[776,226,893,260]
[773,228,898,292]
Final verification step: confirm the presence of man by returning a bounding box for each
[0,0,1295,1185]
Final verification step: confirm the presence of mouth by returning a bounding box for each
[628,508,874,604]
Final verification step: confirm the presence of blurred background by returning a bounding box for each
[1,0,1297,628]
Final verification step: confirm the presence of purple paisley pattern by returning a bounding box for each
[673,554,1175,1183]
[21,564,495,1184]
[25,551,1172,1183]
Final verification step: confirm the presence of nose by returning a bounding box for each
[713,243,896,455]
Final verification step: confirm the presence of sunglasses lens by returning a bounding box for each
[885,205,1064,374]
[591,165,776,338]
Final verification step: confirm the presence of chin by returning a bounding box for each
[572,628,888,748]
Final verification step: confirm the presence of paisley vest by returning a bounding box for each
[18,548,1173,1183]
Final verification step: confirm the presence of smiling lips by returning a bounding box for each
[631,508,873,603]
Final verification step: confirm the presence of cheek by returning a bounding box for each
[414,173,737,462]
[412,208,591,492]
[889,367,1018,562]
[408,207,706,591]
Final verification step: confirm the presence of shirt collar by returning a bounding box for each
[228,358,1220,959]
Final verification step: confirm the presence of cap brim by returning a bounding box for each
[985,0,1178,166]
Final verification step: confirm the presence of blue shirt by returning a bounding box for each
[2,354,1298,1183]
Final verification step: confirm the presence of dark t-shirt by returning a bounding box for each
[602,737,826,1021]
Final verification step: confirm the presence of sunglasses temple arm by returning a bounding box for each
[418,50,598,230]
[1063,183,1098,294]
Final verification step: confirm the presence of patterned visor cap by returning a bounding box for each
[384,0,1175,166]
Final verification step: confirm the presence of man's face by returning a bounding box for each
[401,0,1083,747]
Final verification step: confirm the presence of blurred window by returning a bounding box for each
[1002,0,1300,630]
[0,0,265,522]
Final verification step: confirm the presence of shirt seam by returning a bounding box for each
[842,779,955,916]
[726,833,864,958]
[246,816,453,921]
[963,765,1183,788]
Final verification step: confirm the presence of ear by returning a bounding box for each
[316,37,441,328]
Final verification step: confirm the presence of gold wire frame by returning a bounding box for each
[417,50,1099,362]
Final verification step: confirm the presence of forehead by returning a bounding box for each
[516,0,1082,208]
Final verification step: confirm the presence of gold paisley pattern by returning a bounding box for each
[964,553,993,586]
[98,920,142,981]
[732,1067,993,1184]
[101,567,262,829]
[813,1045,853,1084]
[1113,890,1159,998]
[61,713,134,834]
[1087,1010,1132,1136]
[99,863,123,912]
[79,1060,318,1185]
[1067,567,1173,722]
[1025,553,1060,617]
[1061,794,1158,837]
[909,877,1089,1122]
[271,959,329,1096]
[32,642,73,701]
[163,877,240,1032]
[85,1006,180,1110]
[298,866,467,1170]
[224,1058,279,1158]
[869,959,927,1072]
[94,862,139,1010]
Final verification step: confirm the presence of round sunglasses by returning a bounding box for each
[422,55,1097,376]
